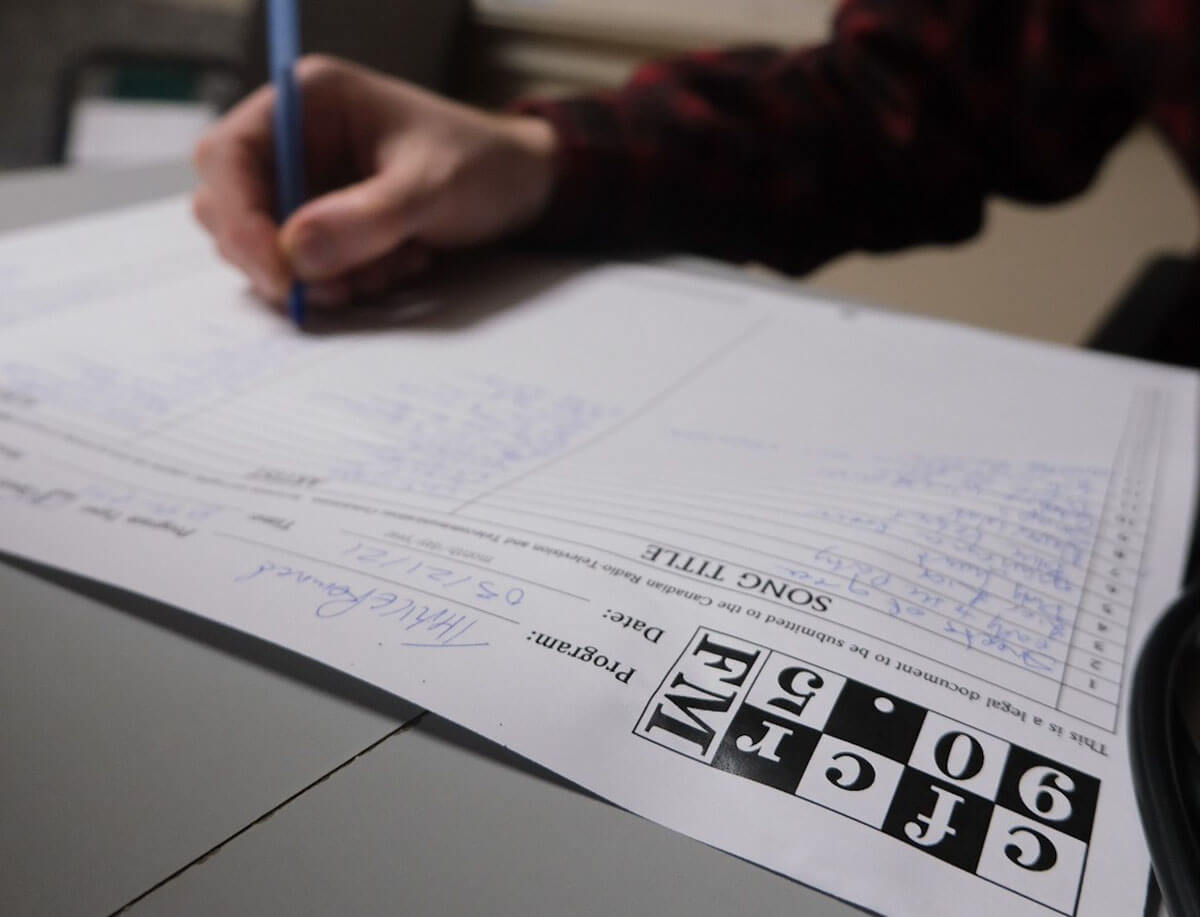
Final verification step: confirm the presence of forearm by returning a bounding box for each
[516,0,1141,273]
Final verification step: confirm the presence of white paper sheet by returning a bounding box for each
[1,198,1195,917]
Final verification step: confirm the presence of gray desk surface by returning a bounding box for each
[0,163,860,917]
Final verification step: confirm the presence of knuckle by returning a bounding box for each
[214,237,236,266]
[437,146,468,185]
[191,187,214,228]
[418,142,467,195]
[296,53,343,85]
[192,130,218,171]
[287,215,324,252]
[225,221,249,252]
[227,218,265,258]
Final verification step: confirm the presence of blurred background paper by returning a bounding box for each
[65,97,216,167]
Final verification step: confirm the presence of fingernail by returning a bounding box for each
[290,224,341,280]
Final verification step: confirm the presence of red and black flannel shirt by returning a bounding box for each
[516,0,1199,282]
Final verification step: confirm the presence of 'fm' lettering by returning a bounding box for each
[642,634,761,755]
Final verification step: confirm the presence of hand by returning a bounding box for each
[192,55,558,307]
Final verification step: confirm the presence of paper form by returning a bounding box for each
[0,200,213,331]
[0,197,1195,917]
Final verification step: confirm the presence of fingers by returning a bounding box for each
[192,84,291,298]
[307,242,432,309]
[191,56,450,309]
[193,86,275,210]
[193,186,290,302]
[279,165,433,284]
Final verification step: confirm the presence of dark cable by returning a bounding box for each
[1129,584,1200,917]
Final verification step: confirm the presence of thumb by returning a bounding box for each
[279,169,430,282]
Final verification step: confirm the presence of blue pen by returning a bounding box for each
[267,0,306,326]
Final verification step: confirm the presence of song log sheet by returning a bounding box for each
[0,199,1195,916]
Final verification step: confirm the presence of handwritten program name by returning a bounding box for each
[235,561,489,648]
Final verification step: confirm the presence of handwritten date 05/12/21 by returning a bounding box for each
[339,539,526,605]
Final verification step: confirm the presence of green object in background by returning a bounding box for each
[112,65,201,102]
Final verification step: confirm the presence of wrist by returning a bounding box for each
[502,114,560,230]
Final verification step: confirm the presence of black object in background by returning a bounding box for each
[1088,253,1200,583]
[1129,584,1200,917]
[1089,254,1199,371]
[1107,254,1200,917]
[242,0,468,93]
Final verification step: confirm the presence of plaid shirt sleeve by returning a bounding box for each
[512,0,1162,274]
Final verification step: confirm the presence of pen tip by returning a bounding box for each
[288,284,306,328]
